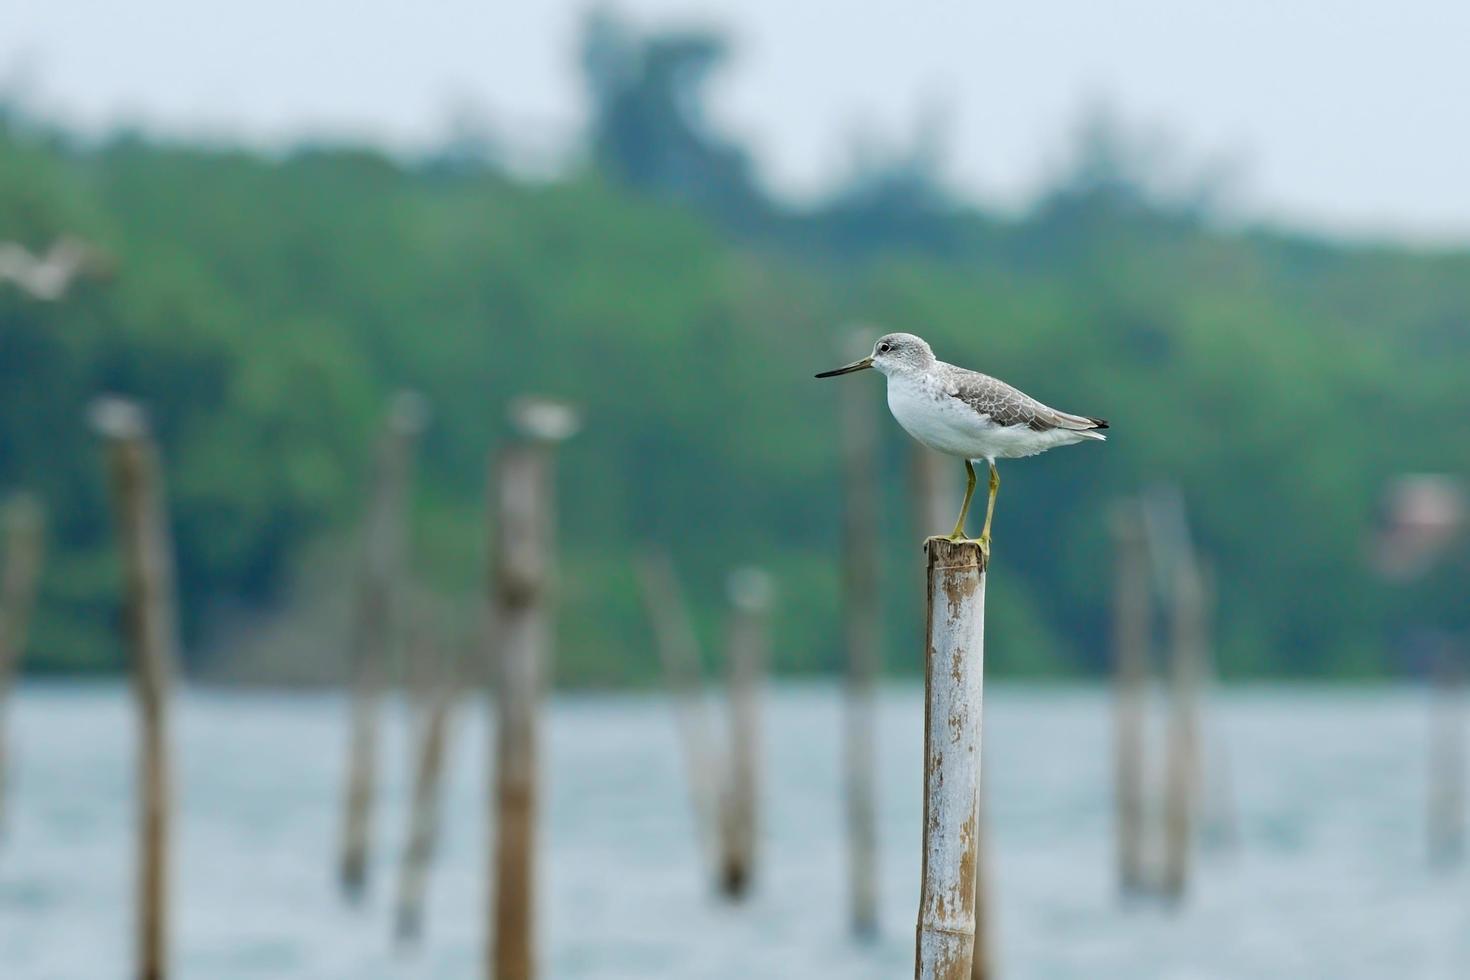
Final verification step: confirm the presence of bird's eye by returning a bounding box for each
[878,343,891,353]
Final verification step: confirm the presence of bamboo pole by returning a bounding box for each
[339,392,426,902]
[1158,503,1203,903]
[394,629,460,945]
[0,494,44,835]
[633,551,721,874]
[1428,636,1465,867]
[914,446,991,971]
[489,397,578,980]
[1111,500,1150,898]
[718,568,772,900]
[92,399,178,980]
[840,328,882,939]
[915,538,986,980]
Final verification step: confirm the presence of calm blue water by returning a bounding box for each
[0,683,1466,979]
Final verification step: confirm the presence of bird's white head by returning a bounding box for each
[869,332,934,376]
[815,331,935,380]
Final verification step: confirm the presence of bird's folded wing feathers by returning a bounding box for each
[949,373,1106,432]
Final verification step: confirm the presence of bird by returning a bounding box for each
[816,332,1107,556]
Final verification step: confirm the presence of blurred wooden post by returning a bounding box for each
[1428,636,1465,867]
[0,494,44,835]
[1194,563,1238,854]
[339,392,426,902]
[1158,499,1203,903]
[93,399,178,980]
[915,538,986,980]
[634,551,721,873]
[1112,500,1150,898]
[395,631,460,945]
[840,328,882,938]
[489,398,578,980]
[719,568,772,900]
[913,447,958,539]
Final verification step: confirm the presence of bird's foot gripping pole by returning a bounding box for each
[975,461,999,560]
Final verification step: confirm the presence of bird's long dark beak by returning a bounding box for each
[814,355,874,379]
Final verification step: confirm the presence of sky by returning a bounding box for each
[3,0,1468,243]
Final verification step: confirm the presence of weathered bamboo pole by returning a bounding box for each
[840,328,882,939]
[914,446,991,972]
[1428,636,1465,867]
[719,567,772,900]
[92,399,178,980]
[633,551,721,873]
[394,630,460,945]
[489,397,578,980]
[0,494,45,835]
[339,392,426,903]
[1111,500,1150,898]
[1159,505,1204,903]
[915,538,986,980]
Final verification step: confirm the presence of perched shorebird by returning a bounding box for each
[817,332,1107,555]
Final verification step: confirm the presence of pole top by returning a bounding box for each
[509,396,581,444]
[728,567,774,612]
[87,396,149,441]
[388,390,431,435]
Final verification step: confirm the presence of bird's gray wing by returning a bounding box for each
[949,371,1106,431]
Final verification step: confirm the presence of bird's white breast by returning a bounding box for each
[884,371,1089,460]
[885,373,985,456]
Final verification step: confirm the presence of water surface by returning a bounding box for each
[1,684,1464,978]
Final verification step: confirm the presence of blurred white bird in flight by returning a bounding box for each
[817,332,1107,556]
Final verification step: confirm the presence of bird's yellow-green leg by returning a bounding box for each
[977,461,999,558]
[948,459,977,540]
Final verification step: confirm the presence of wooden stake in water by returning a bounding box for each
[634,551,721,874]
[395,628,460,945]
[489,398,578,980]
[1111,501,1150,898]
[92,399,179,980]
[1158,498,1204,903]
[840,329,882,938]
[0,494,44,835]
[1428,636,1465,867]
[915,538,986,980]
[339,392,426,902]
[719,568,772,900]
[913,447,959,539]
